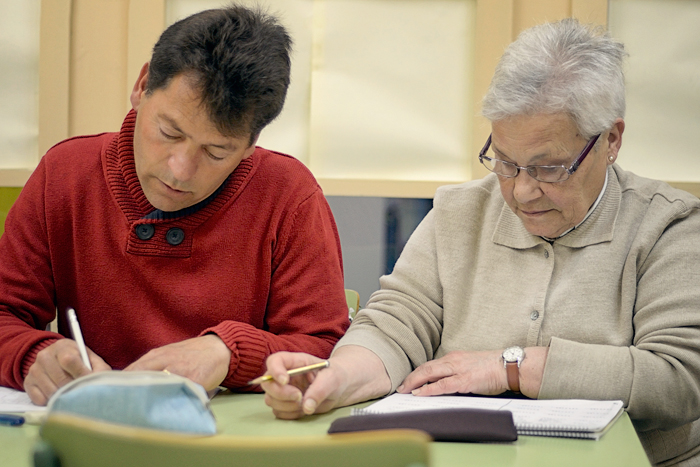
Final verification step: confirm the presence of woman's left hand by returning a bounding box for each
[397,347,548,399]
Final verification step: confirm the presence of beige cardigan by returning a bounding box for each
[337,165,700,466]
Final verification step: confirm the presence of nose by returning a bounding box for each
[512,170,542,205]
[168,143,198,183]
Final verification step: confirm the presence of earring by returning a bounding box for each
[608,156,614,162]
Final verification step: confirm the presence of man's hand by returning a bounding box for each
[124,334,231,391]
[397,347,548,399]
[261,346,391,420]
[24,339,111,405]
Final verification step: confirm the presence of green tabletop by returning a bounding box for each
[1,392,651,467]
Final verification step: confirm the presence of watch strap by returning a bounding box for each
[505,361,520,393]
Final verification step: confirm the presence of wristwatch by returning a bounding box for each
[502,346,525,393]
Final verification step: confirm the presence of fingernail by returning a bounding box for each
[279,374,289,386]
[397,385,404,392]
[412,388,421,396]
[302,399,317,414]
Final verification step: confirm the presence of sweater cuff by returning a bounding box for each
[200,322,270,389]
[539,336,633,401]
[21,337,61,381]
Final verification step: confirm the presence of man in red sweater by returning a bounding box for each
[0,6,348,405]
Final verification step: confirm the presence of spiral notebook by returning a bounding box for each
[352,394,624,439]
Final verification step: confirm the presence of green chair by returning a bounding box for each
[345,289,360,321]
[0,186,22,237]
[34,412,431,467]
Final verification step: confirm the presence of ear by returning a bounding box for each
[605,118,625,165]
[242,134,260,159]
[130,62,150,111]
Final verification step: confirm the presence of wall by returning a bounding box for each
[0,0,625,196]
[0,1,698,215]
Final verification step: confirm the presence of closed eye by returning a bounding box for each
[204,148,224,161]
[492,158,517,169]
[535,165,564,174]
[160,128,179,140]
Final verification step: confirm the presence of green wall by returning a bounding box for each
[0,187,23,237]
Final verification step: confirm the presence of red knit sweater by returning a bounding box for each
[0,111,349,390]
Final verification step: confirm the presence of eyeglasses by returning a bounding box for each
[478,133,600,183]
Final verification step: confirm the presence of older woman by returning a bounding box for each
[261,19,700,466]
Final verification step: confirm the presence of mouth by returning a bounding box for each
[158,180,191,198]
[160,180,186,193]
[519,208,551,218]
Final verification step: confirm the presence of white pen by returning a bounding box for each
[67,307,92,371]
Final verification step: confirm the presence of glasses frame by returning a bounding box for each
[478,133,601,183]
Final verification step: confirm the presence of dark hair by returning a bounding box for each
[146,5,292,144]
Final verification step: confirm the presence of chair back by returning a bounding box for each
[345,289,360,321]
[35,413,431,467]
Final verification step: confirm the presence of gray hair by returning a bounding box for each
[481,18,627,139]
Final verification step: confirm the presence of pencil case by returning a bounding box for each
[328,408,518,442]
[45,371,217,434]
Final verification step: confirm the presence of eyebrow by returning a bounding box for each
[492,144,565,165]
[160,114,186,136]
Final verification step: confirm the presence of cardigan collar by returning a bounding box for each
[492,165,621,250]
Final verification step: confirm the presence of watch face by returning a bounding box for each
[503,346,524,362]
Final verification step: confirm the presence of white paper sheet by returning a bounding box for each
[0,386,45,413]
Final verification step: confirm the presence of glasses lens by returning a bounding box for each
[478,137,571,183]
[481,156,517,177]
[529,166,569,182]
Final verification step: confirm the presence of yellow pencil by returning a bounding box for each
[248,360,329,385]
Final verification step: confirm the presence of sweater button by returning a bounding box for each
[530,310,540,320]
[166,228,185,245]
[135,224,155,240]
[544,250,550,259]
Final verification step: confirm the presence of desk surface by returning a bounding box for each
[1,393,651,467]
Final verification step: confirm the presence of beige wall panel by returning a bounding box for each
[571,0,608,26]
[126,0,166,114]
[309,0,476,183]
[610,0,700,183]
[473,0,513,180]
[70,0,129,136]
[512,0,570,33]
[669,182,700,199]
[0,0,70,186]
[0,1,40,170]
[39,0,71,158]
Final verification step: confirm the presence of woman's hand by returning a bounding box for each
[397,347,548,399]
[261,346,391,419]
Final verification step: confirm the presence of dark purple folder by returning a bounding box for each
[328,408,518,442]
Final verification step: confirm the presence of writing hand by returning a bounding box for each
[24,339,111,405]
[261,346,391,420]
[124,334,231,391]
[260,351,333,419]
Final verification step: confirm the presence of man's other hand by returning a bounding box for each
[124,334,231,391]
